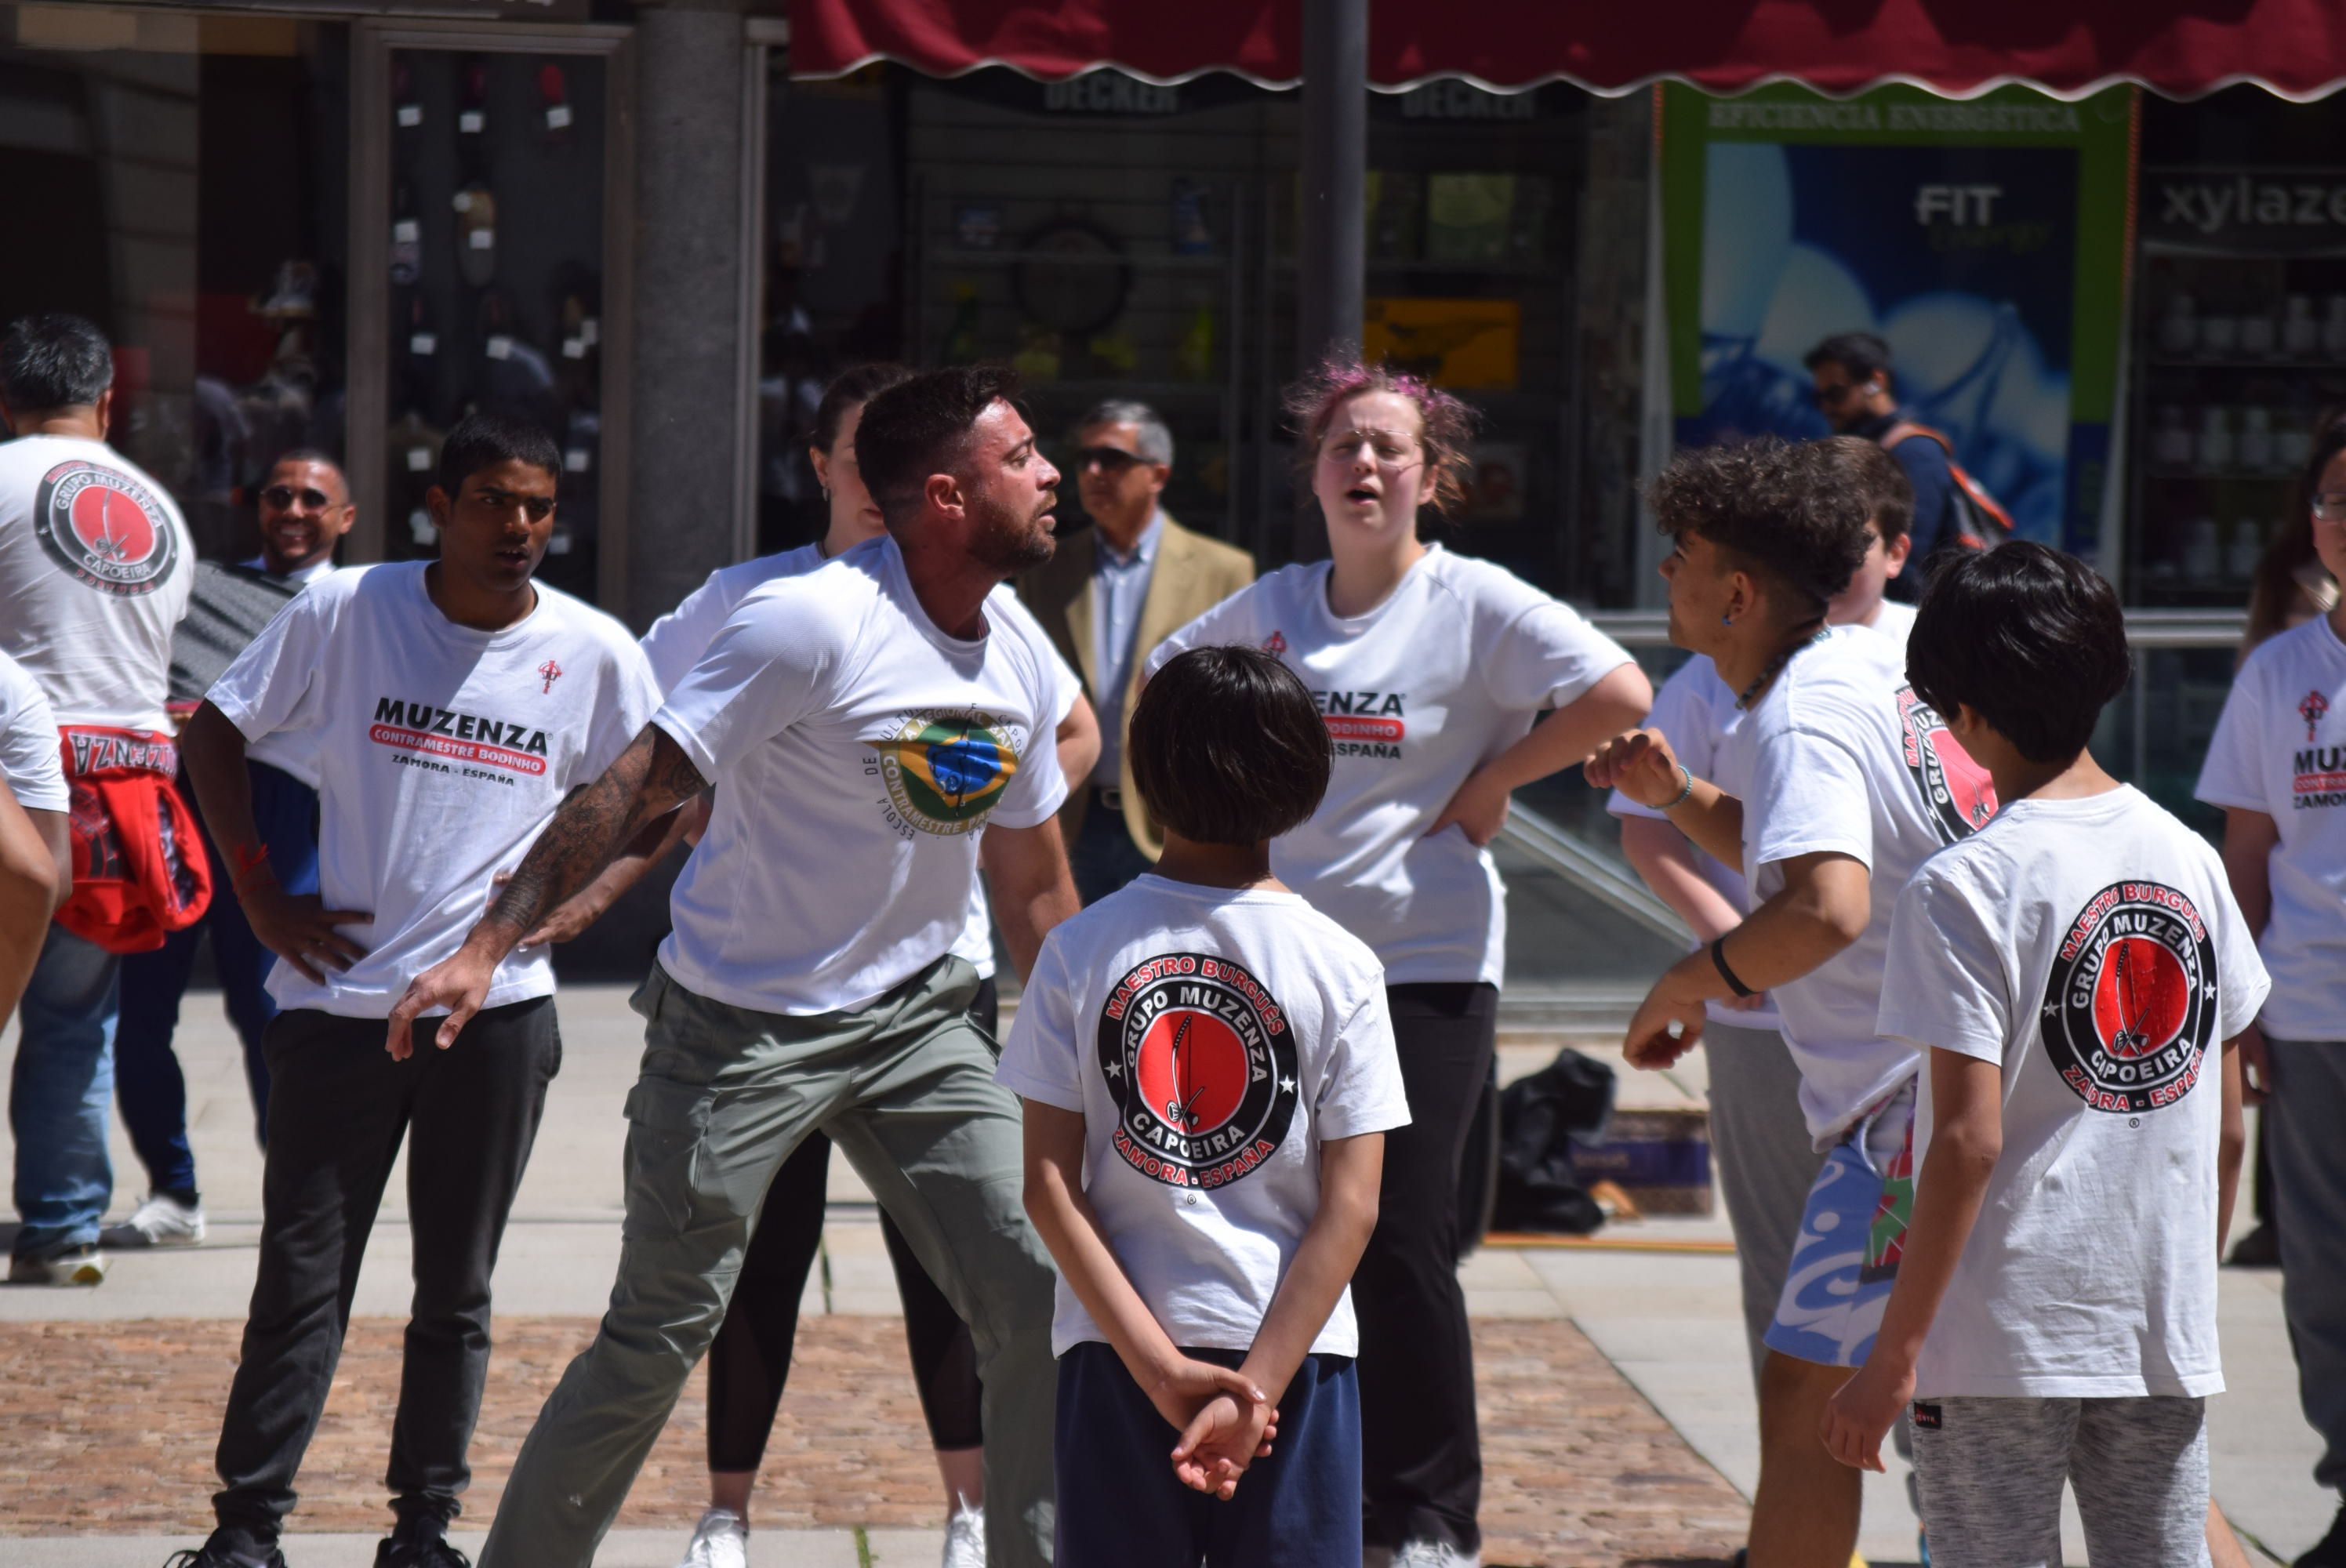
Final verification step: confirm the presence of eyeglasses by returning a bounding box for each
[1809,382,1861,408]
[1074,446,1146,474]
[262,485,333,510]
[2313,492,2346,522]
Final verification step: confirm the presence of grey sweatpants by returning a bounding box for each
[1908,1394,2210,1568]
[1701,1018,1825,1386]
[2264,1036,2346,1494]
[478,957,1058,1568]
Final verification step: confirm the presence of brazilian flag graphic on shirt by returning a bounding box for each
[873,711,1019,837]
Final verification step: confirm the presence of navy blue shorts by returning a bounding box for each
[1054,1341,1360,1567]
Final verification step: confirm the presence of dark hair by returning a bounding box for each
[1907,542,2132,765]
[2246,410,2346,651]
[1803,330,1895,387]
[1816,434,1912,546]
[1,313,113,410]
[855,364,1024,524]
[436,411,561,495]
[1284,354,1476,519]
[1128,646,1331,845]
[1647,437,1872,613]
[811,362,914,456]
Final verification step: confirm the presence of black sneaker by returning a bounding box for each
[163,1540,287,1568]
[2299,1502,2346,1567]
[375,1522,472,1568]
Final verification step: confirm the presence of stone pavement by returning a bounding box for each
[0,985,2329,1565]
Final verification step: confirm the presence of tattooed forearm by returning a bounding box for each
[477,724,708,950]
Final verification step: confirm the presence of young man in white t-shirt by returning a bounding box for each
[1611,435,1916,1388]
[1,311,200,1287]
[394,367,1082,1568]
[169,414,665,1568]
[1821,543,2268,1567]
[1589,437,1996,1568]
[0,648,69,1031]
[1000,644,1409,1566]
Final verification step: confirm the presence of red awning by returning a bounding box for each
[790,0,2346,100]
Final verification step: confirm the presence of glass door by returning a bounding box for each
[350,21,630,613]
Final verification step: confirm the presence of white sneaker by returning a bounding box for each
[7,1246,107,1285]
[1393,1543,1479,1568]
[940,1501,986,1568]
[112,1192,207,1247]
[675,1507,746,1568]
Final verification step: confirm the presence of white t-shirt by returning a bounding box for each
[2194,614,2346,1041]
[0,434,193,729]
[1734,626,1999,1145]
[208,564,661,1018]
[641,549,1079,982]
[1606,605,1914,1031]
[1148,544,1634,985]
[997,873,1411,1356]
[0,648,67,812]
[1879,786,2269,1398]
[652,535,1070,1015]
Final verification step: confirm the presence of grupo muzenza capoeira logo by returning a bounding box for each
[2042,880,2219,1115]
[34,459,177,597]
[1096,953,1298,1190]
[1896,686,1997,842]
[871,710,1019,837]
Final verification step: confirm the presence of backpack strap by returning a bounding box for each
[1879,420,1953,456]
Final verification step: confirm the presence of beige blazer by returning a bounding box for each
[1018,513,1255,858]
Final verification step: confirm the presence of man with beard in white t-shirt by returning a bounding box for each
[1821,544,2267,1568]
[1588,437,1996,1568]
[168,413,666,1568]
[0,311,198,1287]
[394,365,1082,1568]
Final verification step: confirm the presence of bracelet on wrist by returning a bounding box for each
[1712,935,1756,999]
[1654,762,1694,811]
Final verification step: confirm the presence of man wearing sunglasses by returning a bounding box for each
[1805,332,1962,601]
[1018,400,1254,902]
[108,452,358,1250]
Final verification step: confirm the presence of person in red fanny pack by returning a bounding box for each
[0,312,198,1286]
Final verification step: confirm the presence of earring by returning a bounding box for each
[1720,612,1735,626]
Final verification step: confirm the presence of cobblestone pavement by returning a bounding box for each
[2,1316,1745,1566]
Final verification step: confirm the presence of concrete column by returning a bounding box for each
[623,0,751,632]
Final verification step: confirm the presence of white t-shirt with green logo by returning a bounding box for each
[640,543,1079,982]
[653,534,1070,1015]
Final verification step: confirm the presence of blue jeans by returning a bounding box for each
[1068,789,1154,907]
[116,762,318,1192]
[10,924,122,1261]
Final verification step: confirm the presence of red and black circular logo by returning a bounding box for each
[2042,880,2218,1116]
[1897,686,1997,843]
[1095,952,1298,1191]
[33,459,178,597]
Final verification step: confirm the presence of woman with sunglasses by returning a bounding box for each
[1147,358,1652,1567]
[644,364,1098,1568]
[110,450,358,1250]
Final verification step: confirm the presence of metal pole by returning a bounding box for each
[1296,0,1366,559]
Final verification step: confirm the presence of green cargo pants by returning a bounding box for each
[479,956,1057,1566]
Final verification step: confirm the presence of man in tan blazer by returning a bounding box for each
[1019,400,1254,903]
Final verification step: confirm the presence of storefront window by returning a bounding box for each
[0,3,347,564]
[379,45,609,602]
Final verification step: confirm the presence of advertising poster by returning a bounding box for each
[1661,83,2135,552]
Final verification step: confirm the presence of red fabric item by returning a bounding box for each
[789,0,2346,100]
[54,727,212,956]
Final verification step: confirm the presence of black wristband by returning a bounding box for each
[1711,936,1755,999]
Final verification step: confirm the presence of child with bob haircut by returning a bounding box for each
[1821,543,2269,1568]
[998,644,1409,1566]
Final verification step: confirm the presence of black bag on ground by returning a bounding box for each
[1491,1047,1617,1236]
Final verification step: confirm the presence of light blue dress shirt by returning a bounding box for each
[1089,510,1164,785]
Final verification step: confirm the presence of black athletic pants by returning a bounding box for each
[1355,981,1498,1554]
[705,976,993,1468]
[212,998,560,1544]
